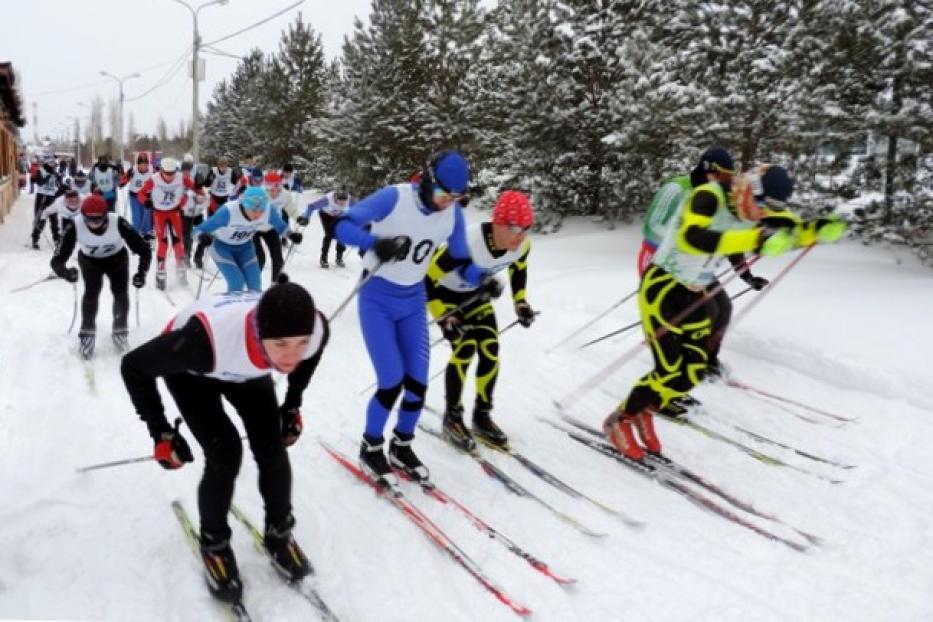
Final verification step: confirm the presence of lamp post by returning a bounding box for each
[169,0,229,164]
[78,102,94,164]
[100,71,141,165]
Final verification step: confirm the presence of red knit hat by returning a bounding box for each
[492,191,534,228]
[81,194,108,219]
[264,171,283,184]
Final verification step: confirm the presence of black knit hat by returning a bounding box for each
[760,166,794,203]
[256,282,316,339]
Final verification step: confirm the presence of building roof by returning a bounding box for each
[0,62,26,128]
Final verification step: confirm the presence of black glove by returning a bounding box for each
[288,231,303,245]
[439,314,466,342]
[153,422,194,470]
[515,302,535,327]
[373,236,411,263]
[479,274,504,300]
[197,232,213,247]
[63,267,79,283]
[144,198,154,210]
[296,215,309,227]
[743,275,769,291]
[281,407,303,447]
[132,271,146,289]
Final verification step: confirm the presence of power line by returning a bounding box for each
[27,52,193,99]
[125,47,192,102]
[203,0,304,47]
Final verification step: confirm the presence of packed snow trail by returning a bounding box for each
[1,192,932,621]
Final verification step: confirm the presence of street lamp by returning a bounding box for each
[78,101,95,164]
[169,0,229,164]
[100,70,141,165]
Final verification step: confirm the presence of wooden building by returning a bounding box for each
[0,62,25,223]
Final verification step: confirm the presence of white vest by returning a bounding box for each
[321,192,347,217]
[438,224,527,293]
[169,292,326,383]
[150,173,186,211]
[76,213,124,258]
[72,178,93,198]
[282,173,295,191]
[128,168,152,194]
[210,168,233,196]
[212,201,271,245]
[37,173,60,196]
[44,196,81,222]
[91,167,117,193]
[363,184,456,286]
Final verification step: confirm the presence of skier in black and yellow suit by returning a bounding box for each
[425,191,536,451]
[605,158,846,461]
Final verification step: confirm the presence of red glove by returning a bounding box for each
[153,422,194,470]
[281,407,303,447]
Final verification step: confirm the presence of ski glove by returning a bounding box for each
[281,407,303,447]
[144,198,154,210]
[757,227,797,257]
[479,274,504,300]
[440,314,466,342]
[154,426,194,470]
[287,231,303,245]
[296,216,309,227]
[515,302,536,327]
[372,235,411,263]
[743,275,769,291]
[816,216,847,243]
[197,232,213,247]
[63,267,79,283]
[132,271,146,289]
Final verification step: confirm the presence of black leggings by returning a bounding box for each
[78,248,129,334]
[164,372,291,540]
[319,212,345,261]
[31,194,59,243]
[182,213,203,260]
[254,228,284,280]
[705,284,732,365]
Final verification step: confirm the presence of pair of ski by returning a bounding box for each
[544,412,822,553]
[322,440,572,618]
[172,500,339,622]
[417,418,642,536]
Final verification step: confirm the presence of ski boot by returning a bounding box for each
[388,430,430,483]
[442,404,476,453]
[472,407,509,450]
[319,258,330,269]
[30,240,40,250]
[704,359,729,382]
[633,408,662,455]
[176,260,187,286]
[602,410,645,461]
[359,435,397,488]
[199,531,243,603]
[112,330,130,353]
[78,329,96,360]
[658,398,689,418]
[155,261,167,290]
[335,253,345,268]
[264,514,313,582]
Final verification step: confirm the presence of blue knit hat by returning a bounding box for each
[240,186,268,211]
[760,166,794,203]
[428,150,470,194]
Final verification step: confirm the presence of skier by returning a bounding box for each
[194,186,292,292]
[50,195,151,358]
[88,154,122,213]
[201,155,235,216]
[30,156,64,249]
[122,153,154,239]
[39,188,83,228]
[426,190,536,451]
[255,171,302,281]
[137,157,202,289]
[70,169,93,199]
[281,163,302,194]
[334,149,499,486]
[120,281,329,602]
[299,188,351,268]
[604,164,846,461]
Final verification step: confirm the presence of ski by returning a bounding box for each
[171,500,253,622]
[320,441,533,617]
[422,405,641,528]
[725,378,856,423]
[557,413,824,544]
[393,469,577,585]
[418,422,607,538]
[540,421,810,553]
[228,504,340,622]
[733,425,856,470]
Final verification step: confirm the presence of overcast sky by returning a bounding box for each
[6,0,374,143]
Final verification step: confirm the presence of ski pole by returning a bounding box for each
[328,262,382,322]
[545,287,638,353]
[76,417,185,473]
[68,282,78,334]
[135,287,140,328]
[282,224,306,268]
[731,246,813,327]
[556,258,760,410]
[430,290,485,327]
[10,273,57,293]
[579,286,755,350]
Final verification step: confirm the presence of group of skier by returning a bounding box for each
[27,141,848,606]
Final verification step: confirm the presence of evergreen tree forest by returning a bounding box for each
[200,2,933,261]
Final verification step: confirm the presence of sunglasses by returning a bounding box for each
[433,186,465,202]
[84,216,107,226]
[506,224,531,234]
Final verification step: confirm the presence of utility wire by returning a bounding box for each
[125,47,193,102]
[202,0,304,47]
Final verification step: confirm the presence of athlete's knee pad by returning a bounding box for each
[400,375,426,412]
[375,382,403,410]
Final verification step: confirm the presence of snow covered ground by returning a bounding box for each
[1,189,931,622]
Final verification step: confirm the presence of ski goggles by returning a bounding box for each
[241,198,266,212]
[84,214,107,226]
[505,223,531,234]
[433,185,465,202]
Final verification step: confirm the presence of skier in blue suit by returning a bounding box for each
[335,150,502,486]
[195,186,296,292]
